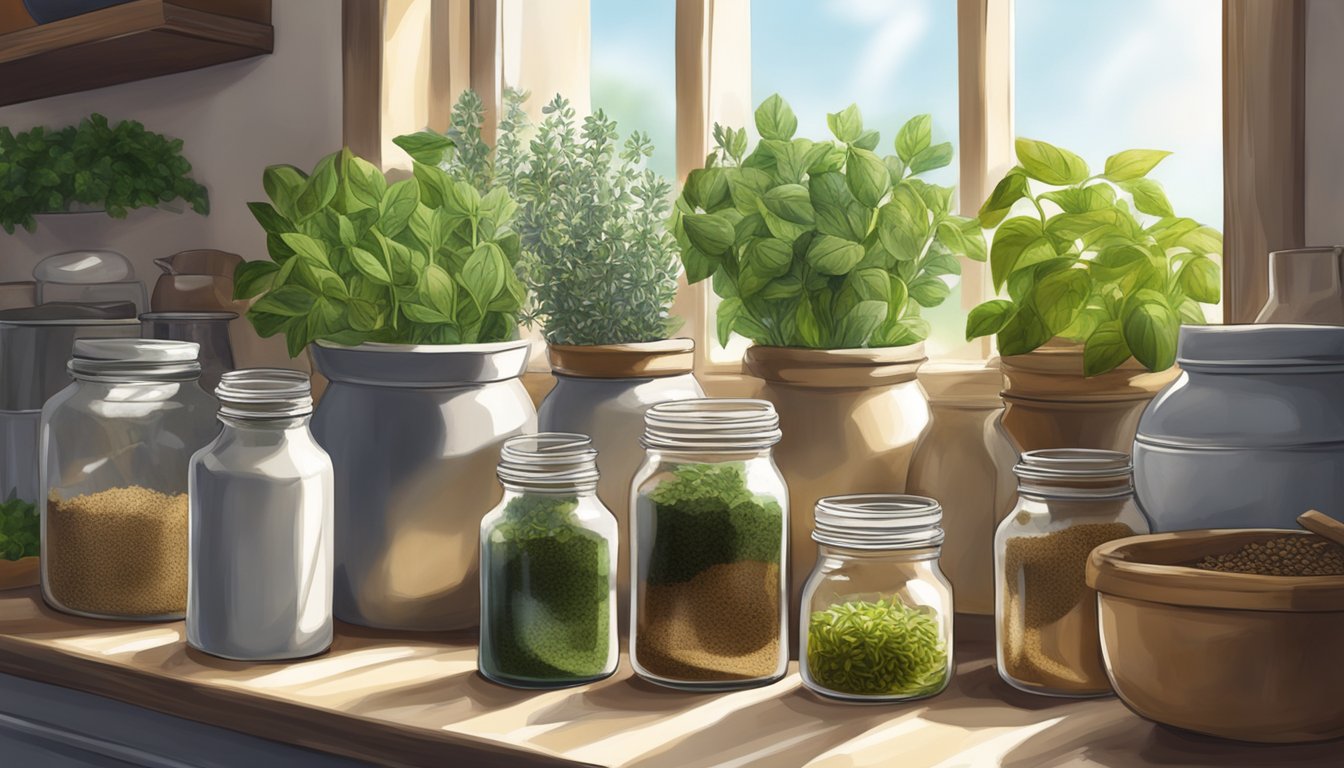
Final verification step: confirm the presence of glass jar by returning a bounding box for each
[41,339,218,620]
[800,495,954,702]
[629,399,788,690]
[994,449,1148,697]
[479,433,618,688]
[188,369,333,660]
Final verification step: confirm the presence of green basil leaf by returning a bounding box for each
[845,147,889,208]
[248,201,291,235]
[1033,267,1091,334]
[342,149,386,210]
[989,216,1054,290]
[754,94,798,141]
[760,184,815,225]
[262,164,308,220]
[253,285,316,317]
[401,303,454,324]
[681,245,717,283]
[421,263,458,316]
[876,185,929,261]
[1179,226,1223,255]
[378,178,420,236]
[937,216,986,262]
[1084,320,1132,375]
[760,274,803,300]
[1177,254,1221,303]
[233,260,280,300]
[978,169,1030,228]
[966,299,1016,341]
[683,212,736,255]
[827,104,863,143]
[846,267,891,303]
[1122,294,1179,371]
[1120,178,1174,217]
[806,234,865,275]
[996,300,1052,356]
[460,242,507,310]
[392,131,454,166]
[744,237,793,277]
[908,142,953,174]
[810,172,868,242]
[895,114,932,164]
[908,274,951,307]
[294,153,338,222]
[348,246,391,284]
[727,167,773,216]
[1015,138,1089,185]
[716,296,744,347]
[795,299,822,348]
[836,300,887,348]
[852,129,880,152]
[347,298,383,332]
[875,316,930,346]
[279,232,330,267]
[1103,149,1171,182]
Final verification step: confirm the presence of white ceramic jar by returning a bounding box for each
[188,369,333,660]
[1134,324,1344,531]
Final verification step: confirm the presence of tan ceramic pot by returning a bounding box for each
[906,361,1017,615]
[999,339,1178,454]
[1087,530,1344,743]
[0,557,37,590]
[744,344,929,642]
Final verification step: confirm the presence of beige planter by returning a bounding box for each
[744,344,929,643]
[999,339,1178,454]
[906,361,1017,615]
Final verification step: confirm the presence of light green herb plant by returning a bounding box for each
[807,597,947,696]
[237,146,526,356]
[671,94,985,349]
[396,90,681,345]
[965,139,1222,375]
[0,495,39,561]
[0,114,208,234]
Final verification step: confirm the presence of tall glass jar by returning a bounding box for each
[188,369,333,660]
[800,495,953,702]
[41,339,218,620]
[994,449,1148,697]
[479,433,618,688]
[629,399,788,690]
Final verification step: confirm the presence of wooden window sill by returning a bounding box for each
[0,588,1330,766]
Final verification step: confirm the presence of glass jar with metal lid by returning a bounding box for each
[41,339,218,620]
[479,433,618,688]
[800,494,954,702]
[188,369,332,660]
[994,449,1148,697]
[629,398,789,690]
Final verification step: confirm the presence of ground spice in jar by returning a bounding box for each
[483,494,611,680]
[1193,535,1344,576]
[636,463,783,681]
[806,597,948,697]
[1000,522,1135,692]
[45,486,188,617]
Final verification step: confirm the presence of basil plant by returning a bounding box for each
[672,94,985,349]
[965,139,1222,375]
[237,147,526,357]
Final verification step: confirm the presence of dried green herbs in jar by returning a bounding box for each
[481,493,612,683]
[806,597,949,697]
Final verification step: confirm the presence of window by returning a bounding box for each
[590,0,677,182]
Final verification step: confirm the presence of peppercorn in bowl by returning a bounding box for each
[1085,529,1344,744]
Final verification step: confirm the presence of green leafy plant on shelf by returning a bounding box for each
[395,90,681,346]
[965,139,1222,375]
[670,94,985,349]
[236,146,526,357]
[0,114,209,234]
[0,495,38,561]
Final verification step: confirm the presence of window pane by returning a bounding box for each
[1017,0,1224,320]
[590,0,677,182]
[719,0,963,361]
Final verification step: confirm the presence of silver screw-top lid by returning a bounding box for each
[641,398,782,452]
[496,432,600,492]
[216,369,313,420]
[812,494,944,550]
[68,338,201,380]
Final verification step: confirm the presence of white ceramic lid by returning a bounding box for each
[33,250,135,283]
[73,338,200,362]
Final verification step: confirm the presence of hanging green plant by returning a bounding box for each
[0,114,209,234]
[964,139,1222,375]
[670,94,985,349]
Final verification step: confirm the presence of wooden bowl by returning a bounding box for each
[1086,530,1344,743]
[0,557,38,590]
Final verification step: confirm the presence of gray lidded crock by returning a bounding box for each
[1133,324,1344,531]
[309,339,536,631]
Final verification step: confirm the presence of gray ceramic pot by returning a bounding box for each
[1134,324,1344,531]
[537,340,703,621]
[310,340,536,631]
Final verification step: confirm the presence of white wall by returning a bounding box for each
[0,0,343,292]
[1306,0,1344,245]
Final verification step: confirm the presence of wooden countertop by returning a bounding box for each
[0,588,1337,767]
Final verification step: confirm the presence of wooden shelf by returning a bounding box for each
[0,0,273,107]
[0,588,1338,767]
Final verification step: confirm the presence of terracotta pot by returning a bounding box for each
[744,344,929,642]
[1088,530,1344,743]
[538,339,704,626]
[906,361,1017,615]
[0,557,38,590]
[999,339,1178,454]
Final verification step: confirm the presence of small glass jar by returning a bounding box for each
[629,399,788,690]
[800,495,954,702]
[188,369,333,661]
[479,433,618,688]
[994,449,1148,697]
[41,339,218,620]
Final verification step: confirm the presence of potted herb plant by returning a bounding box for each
[0,113,208,234]
[672,95,985,620]
[236,145,535,632]
[964,139,1222,453]
[397,91,702,620]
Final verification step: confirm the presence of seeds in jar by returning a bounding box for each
[1000,522,1134,691]
[635,462,783,681]
[483,494,611,681]
[45,486,188,617]
[806,597,948,697]
[1192,535,1344,576]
